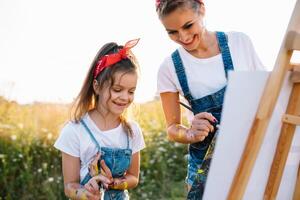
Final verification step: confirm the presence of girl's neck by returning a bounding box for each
[89,108,121,131]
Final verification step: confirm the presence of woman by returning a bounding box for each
[155,0,264,198]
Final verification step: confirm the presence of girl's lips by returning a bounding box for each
[113,101,128,107]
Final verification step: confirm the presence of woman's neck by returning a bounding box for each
[189,30,219,58]
[89,108,120,131]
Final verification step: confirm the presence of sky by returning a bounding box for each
[0,0,298,104]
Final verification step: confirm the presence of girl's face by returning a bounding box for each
[161,7,205,52]
[99,71,137,117]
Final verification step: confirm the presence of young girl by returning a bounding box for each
[155,0,265,198]
[54,39,145,200]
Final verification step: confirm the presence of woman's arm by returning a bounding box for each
[160,92,216,144]
[110,152,140,190]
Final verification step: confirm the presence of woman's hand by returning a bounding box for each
[187,112,217,143]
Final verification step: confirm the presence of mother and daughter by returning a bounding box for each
[55,0,264,199]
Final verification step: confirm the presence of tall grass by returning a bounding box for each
[0,97,188,200]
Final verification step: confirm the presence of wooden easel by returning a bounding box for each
[227,0,300,199]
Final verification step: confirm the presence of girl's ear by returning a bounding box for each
[93,79,100,95]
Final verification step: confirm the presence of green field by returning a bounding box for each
[0,97,188,200]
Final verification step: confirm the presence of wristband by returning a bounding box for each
[111,181,128,190]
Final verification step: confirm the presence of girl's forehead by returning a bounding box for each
[113,72,138,87]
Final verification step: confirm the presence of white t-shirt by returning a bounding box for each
[54,113,145,182]
[157,31,265,99]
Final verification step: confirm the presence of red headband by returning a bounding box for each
[93,39,140,79]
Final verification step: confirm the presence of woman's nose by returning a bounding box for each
[178,30,189,42]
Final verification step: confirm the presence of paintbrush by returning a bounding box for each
[178,101,219,130]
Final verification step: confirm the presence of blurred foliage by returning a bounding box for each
[0,97,188,200]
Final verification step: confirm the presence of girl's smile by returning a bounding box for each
[100,71,137,116]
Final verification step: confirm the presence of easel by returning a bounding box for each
[227,0,300,199]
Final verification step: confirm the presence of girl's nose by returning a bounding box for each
[119,91,130,101]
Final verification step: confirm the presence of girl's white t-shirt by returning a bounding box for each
[157,31,265,99]
[54,113,145,182]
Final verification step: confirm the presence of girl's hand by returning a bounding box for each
[99,159,113,182]
[89,153,113,182]
[187,112,217,143]
[74,187,101,200]
[109,177,128,190]
[84,173,113,193]
[88,153,101,176]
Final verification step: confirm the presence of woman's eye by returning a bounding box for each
[167,31,177,35]
[184,23,193,29]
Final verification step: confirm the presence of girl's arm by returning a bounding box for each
[110,152,140,190]
[160,92,215,144]
[62,152,101,200]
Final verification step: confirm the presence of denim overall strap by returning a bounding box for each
[187,32,234,199]
[216,31,234,77]
[171,50,193,103]
[126,131,129,149]
[80,119,101,151]
[79,119,102,185]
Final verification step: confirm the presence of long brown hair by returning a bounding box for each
[71,42,139,136]
[156,0,203,19]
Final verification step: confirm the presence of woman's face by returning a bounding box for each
[161,7,205,52]
[98,71,137,117]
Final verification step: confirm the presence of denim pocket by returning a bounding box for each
[204,105,222,121]
[190,140,209,151]
[189,144,207,166]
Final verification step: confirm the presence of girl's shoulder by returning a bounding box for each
[59,120,82,137]
[127,120,143,135]
[128,120,141,130]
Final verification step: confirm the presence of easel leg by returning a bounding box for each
[293,163,300,200]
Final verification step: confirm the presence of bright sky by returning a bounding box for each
[0,0,298,104]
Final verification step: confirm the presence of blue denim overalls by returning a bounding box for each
[171,32,234,199]
[79,119,132,200]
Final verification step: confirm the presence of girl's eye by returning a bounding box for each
[113,88,122,92]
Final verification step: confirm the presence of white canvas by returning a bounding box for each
[203,71,300,200]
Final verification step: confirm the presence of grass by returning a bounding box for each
[0,97,188,199]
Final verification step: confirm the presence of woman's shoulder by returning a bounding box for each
[226,31,249,38]
[226,31,252,43]
[159,54,174,69]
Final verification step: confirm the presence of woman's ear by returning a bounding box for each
[93,79,100,95]
[199,3,205,17]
